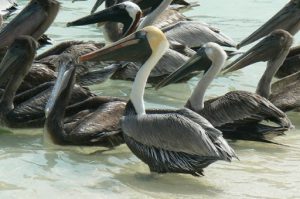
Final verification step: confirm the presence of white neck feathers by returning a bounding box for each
[189,45,227,112]
[130,37,169,115]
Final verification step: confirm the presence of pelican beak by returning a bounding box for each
[223,31,287,74]
[0,0,59,49]
[67,5,126,27]
[0,36,37,85]
[45,58,75,118]
[155,47,211,89]
[67,3,141,37]
[238,1,300,48]
[80,30,152,63]
[91,0,105,14]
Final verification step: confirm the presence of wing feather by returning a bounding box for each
[197,91,290,127]
[270,74,300,112]
[162,21,236,48]
[121,111,222,158]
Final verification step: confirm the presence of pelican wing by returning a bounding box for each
[272,71,300,94]
[198,91,290,128]
[270,72,300,112]
[287,45,300,58]
[153,9,189,29]
[15,64,56,92]
[10,83,92,125]
[162,21,236,48]
[64,101,126,145]
[276,54,300,78]
[148,108,237,160]
[122,110,223,158]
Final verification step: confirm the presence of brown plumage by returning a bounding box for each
[44,56,125,147]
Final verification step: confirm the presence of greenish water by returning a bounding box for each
[1,0,300,198]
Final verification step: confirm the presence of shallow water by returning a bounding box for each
[1,0,300,198]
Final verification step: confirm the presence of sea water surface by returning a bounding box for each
[0,0,300,198]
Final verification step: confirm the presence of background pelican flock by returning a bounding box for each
[0,0,300,198]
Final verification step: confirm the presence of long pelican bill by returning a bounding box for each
[79,29,152,63]
[45,57,75,118]
[223,30,290,74]
[155,47,211,89]
[238,0,300,48]
[67,5,124,27]
[67,2,141,37]
[0,0,59,49]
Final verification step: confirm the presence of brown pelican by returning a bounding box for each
[67,2,199,84]
[224,30,299,113]
[80,26,237,176]
[0,0,59,50]
[67,1,235,83]
[44,55,125,146]
[155,42,293,142]
[0,36,50,128]
[67,1,236,48]
[238,0,300,48]
[0,36,93,128]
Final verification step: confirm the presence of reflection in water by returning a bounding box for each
[115,172,222,197]
[0,0,299,198]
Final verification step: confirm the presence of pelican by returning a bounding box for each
[67,1,236,49]
[80,26,236,176]
[155,41,293,142]
[66,1,235,83]
[67,2,198,84]
[0,36,93,128]
[0,0,59,50]
[225,30,299,113]
[44,55,125,146]
[238,0,300,48]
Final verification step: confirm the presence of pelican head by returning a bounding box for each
[238,0,300,48]
[0,0,60,49]
[0,36,37,85]
[80,26,169,63]
[45,55,75,118]
[67,2,142,37]
[224,29,293,73]
[155,42,227,89]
